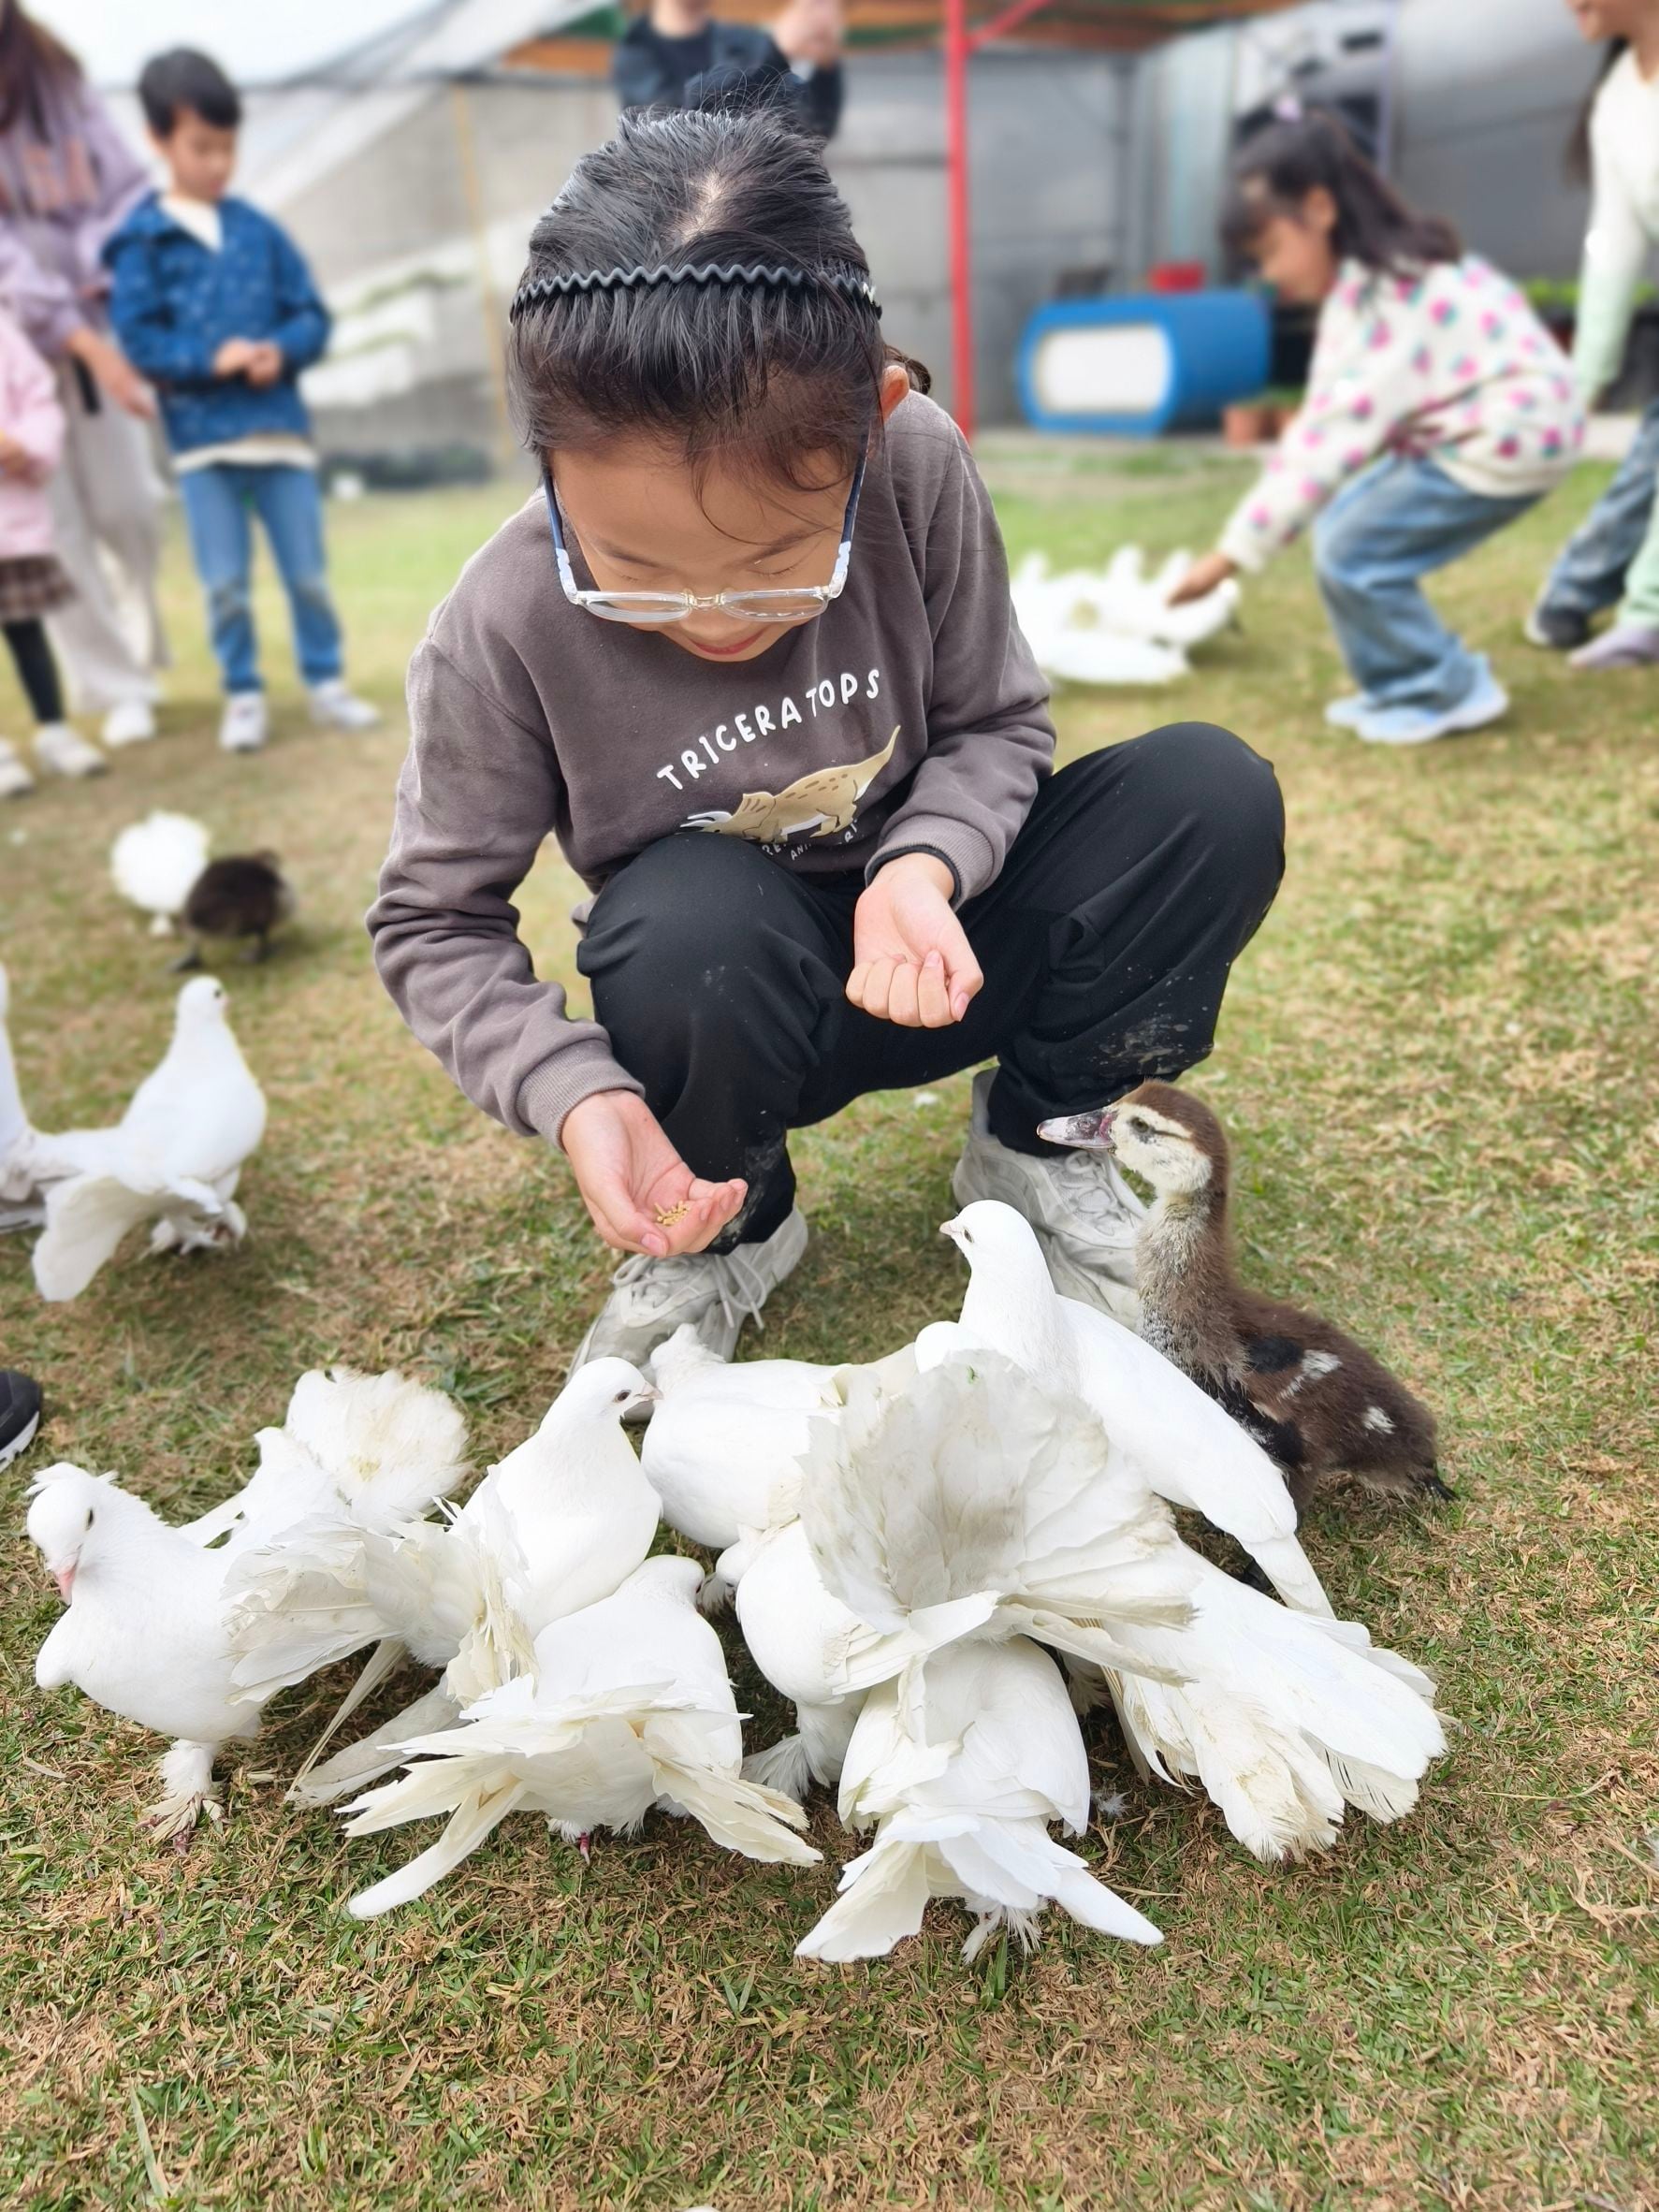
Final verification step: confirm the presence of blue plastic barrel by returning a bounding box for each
[1017,290,1272,436]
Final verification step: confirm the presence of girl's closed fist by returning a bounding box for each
[848,851,983,1027]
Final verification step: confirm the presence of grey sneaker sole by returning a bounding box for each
[951,1073,1142,1327]
[0,1408,39,1468]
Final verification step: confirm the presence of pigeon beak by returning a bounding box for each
[939,1214,963,1244]
[52,1564,75,1603]
[1038,1107,1115,1150]
[623,1385,660,1419]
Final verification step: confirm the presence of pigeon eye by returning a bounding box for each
[613,1389,630,1404]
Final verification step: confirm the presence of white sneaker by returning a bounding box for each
[572,1206,808,1371]
[220,692,269,754]
[1323,692,1376,730]
[0,739,34,799]
[309,678,381,732]
[35,722,106,779]
[951,1069,1143,1324]
[101,699,156,748]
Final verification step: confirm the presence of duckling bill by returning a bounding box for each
[1041,1084,1449,1512]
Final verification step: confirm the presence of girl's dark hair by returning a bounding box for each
[138,48,242,138]
[0,2,81,135]
[1567,39,1626,184]
[1221,110,1460,279]
[507,104,927,492]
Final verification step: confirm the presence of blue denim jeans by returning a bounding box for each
[1535,395,1659,627]
[177,462,342,694]
[1312,456,1539,710]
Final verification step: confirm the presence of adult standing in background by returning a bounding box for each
[0,2,165,749]
[613,0,845,142]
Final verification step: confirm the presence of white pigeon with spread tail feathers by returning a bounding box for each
[110,810,211,936]
[247,1361,662,1805]
[24,1368,467,1839]
[796,1636,1162,1963]
[936,1201,1333,1616]
[27,977,266,1302]
[798,1346,1197,1688]
[808,1315,1443,1865]
[339,1556,820,1918]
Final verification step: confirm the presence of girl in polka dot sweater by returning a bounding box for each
[1171,112,1582,747]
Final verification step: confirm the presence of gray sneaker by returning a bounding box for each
[572,1206,809,1371]
[951,1070,1143,1325]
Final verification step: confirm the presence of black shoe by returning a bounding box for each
[0,1370,42,1467]
[1524,602,1592,650]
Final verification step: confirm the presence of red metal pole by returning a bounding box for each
[943,0,976,441]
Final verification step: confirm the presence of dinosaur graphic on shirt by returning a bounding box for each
[680,726,899,844]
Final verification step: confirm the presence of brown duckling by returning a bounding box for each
[171,852,297,971]
[1040,1082,1448,1512]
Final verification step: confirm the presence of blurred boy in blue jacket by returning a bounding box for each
[104,48,378,754]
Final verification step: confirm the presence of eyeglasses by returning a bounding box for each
[541,459,865,627]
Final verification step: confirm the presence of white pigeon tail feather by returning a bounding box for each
[289,1684,461,1806]
[32,1168,223,1301]
[346,1778,527,1918]
[794,1828,937,1960]
[110,810,211,921]
[646,1752,820,1865]
[280,1367,469,1532]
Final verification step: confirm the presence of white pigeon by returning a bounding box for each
[719,1514,1003,1803]
[110,810,211,937]
[245,1359,663,1804]
[798,1346,1197,1689]
[1094,1555,1446,1863]
[935,1201,1333,1617]
[796,1636,1163,1964]
[24,1367,467,1839]
[338,1556,821,1918]
[640,1324,837,1551]
[29,977,267,1302]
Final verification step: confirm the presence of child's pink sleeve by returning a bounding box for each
[1217,282,1419,573]
[0,323,65,484]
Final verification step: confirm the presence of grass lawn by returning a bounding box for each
[2,446,1654,2211]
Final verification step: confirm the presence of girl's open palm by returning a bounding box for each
[561,1089,747,1258]
[848,852,983,1027]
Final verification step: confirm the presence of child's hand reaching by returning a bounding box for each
[1168,550,1238,606]
[848,851,983,1027]
[212,337,259,378]
[561,1089,748,1259]
[0,431,31,478]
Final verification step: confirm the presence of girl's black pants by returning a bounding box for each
[578,721,1285,1248]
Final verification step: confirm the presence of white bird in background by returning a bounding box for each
[338,1556,821,1919]
[24,1367,466,1840]
[109,809,211,937]
[640,1323,837,1551]
[28,977,267,1302]
[796,1636,1163,1964]
[936,1201,1333,1617]
[242,1360,662,1806]
[1011,547,1239,689]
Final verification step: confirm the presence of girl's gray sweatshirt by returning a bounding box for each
[368,394,1055,1143]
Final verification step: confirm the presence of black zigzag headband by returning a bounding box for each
[508,261,882,322]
